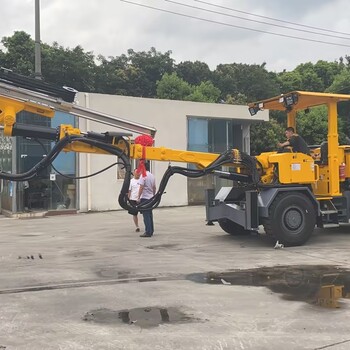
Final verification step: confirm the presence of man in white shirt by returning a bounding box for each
[128,169,141,232]
[137,163,156,237]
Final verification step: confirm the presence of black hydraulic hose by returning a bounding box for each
[34,138,123,180]
[0,133,133,211]
[0,133,260,213]
[119,150,235,213]
[0,135,78,181]
[61,136,132,211]
[135,150,261,211]
[77,138,133,212]
[135,162,227,211]
[132,149,258,211]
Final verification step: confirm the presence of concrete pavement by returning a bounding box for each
[0,206,350,350]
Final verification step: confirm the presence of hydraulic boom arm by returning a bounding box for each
[0,70,258,213]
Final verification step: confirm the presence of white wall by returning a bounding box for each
[76,93,268,212]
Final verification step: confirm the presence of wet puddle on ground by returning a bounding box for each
[83,307,197,328]
[187,265,350,308]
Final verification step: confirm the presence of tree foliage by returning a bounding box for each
[297,106,348,145]
[213,63,280,101]
[156,73,192,100]
[93,54,129,95]
[124,47,174,97]
[278,71,303,93]
[1,31,350,154]
[313,60,342,89]
[327,68,350,94]
[157,74,221,102]
[296,107,329,145]
[250,119,285,155]
[175,60,212,86]
[1,31,35,76]
[186,81,221,103]
[42,42,96,91]
[225,93,248,105]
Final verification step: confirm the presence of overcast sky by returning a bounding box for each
[2,0,350,72]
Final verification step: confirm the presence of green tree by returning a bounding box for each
[41,43,96,91]
[225,93,248,105]
[326,69,350,94]
[250,119,285,155]
[296,107,328,145]
[0,50,4,67]
[278,71,303,93]
[314,60,342,90]
[95,48,174,96]
[0,31,97,91]
[294,62,324,91]
[0,31,35,76]
[213,63,280,102]
[282,60,343,92]
[326,69,350,138]
[301,70,324,91]
[297,106,347,145]
[175,60,212,86]
[212,64,237,99]
[186,81,221,103]
[156,72,192,100]
[126,47,174,97]
[93,54,129,94]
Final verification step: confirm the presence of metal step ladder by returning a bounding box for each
[319,199,339,228]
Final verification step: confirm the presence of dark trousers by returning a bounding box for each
[140,198,154,236]
[140,198,154,235]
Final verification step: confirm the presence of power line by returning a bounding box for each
[120,0,350,48]
[194,0,350,37]
[161,0,350,41]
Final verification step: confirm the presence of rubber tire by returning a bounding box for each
[263,192,316,247]
[218,218,251,235]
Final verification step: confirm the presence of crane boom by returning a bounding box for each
[0,70,256,217]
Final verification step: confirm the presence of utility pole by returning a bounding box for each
[34,0,42,80]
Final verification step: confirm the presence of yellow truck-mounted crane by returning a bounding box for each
[1,69,350,247]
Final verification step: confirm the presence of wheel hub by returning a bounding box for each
[283,208,303,231]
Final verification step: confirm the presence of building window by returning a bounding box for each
[188,117,242,154]
[187,117,243,204]
[15,111,77,212]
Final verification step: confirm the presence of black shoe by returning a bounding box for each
[140,233,152,237]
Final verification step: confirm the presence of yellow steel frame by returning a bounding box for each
[249,91,350,197]
[132,144,219,168]
[0,96,54,136]
[0,96,224,169]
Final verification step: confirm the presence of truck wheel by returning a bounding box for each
[263,192,316,246]
[218,219,250,235]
